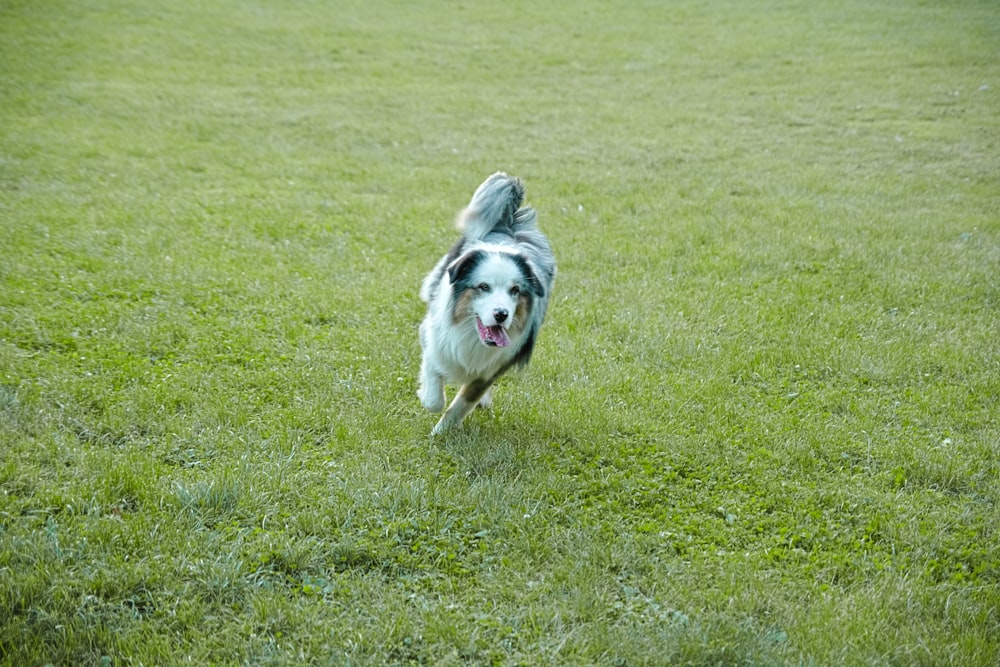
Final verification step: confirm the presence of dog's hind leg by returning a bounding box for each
[432,379,491,435]
[477,386,493,410]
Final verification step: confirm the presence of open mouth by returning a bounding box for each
[476,318,511,348]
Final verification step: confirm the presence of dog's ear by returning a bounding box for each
[512,254,546,298]
[446,249,484,287]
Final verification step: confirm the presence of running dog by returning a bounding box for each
[418,172,555,435]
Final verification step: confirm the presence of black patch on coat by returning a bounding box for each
[489,323,539,383]
[458,378,492,404]
[446,248,486,289]
[509,254,546,298]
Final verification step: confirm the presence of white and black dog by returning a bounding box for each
[418,172,555,435]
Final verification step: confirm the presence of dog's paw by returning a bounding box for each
[418,388,446,414]
[477,387,493,410]
[431,410,463,436]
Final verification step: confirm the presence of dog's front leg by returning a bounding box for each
[418,361,446,413]
[432,379,491,435]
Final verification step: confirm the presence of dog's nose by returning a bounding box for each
[493,308,508,324]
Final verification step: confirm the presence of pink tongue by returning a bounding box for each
[477,319,511,347]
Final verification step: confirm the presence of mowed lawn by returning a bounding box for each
[1,0,998,664]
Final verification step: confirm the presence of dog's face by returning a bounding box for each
[447,249,544,348]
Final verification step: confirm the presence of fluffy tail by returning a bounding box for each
[457,172,537,241]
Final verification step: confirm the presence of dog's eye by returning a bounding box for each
[477,283,490,292]
[510,285,521,296]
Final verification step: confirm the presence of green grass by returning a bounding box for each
[2,0,998,664]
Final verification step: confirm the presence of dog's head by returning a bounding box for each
[447,248,545,348]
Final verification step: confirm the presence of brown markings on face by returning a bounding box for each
[509,293,532,336]
[453,287,476,325]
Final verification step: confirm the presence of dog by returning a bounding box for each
[418,172,555,435]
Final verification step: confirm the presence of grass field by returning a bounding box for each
[2,0,998,664]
